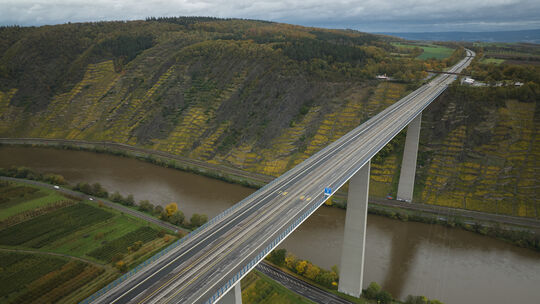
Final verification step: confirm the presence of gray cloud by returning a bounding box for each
[1,0,539,32]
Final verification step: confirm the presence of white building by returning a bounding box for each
[463,77,475,85]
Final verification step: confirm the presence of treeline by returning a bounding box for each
[266,249,339,289]
[274,39,368,64]
[0,166,66,185]
[73,182,208,229]
[0,166,209,230]
[369,207,540,252]
[144,16,267,26]
[266,248,445,303]
[469,62,540,83]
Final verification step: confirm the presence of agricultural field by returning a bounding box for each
[0,252,107,304]
[474,42,540,66]
[392,42,455,60]
[241,271,314,304]
[0,181,177,303]
[0,181,72,221]
[480,58,505,65]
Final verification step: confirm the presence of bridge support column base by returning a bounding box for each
[338,161,370,298]
[397,112,422,203]
[218,282,242,304]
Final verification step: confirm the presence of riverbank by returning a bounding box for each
[1,145,539,303]
[0,138,272,188]
[1,138,538,251]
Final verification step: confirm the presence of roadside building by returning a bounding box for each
[463,77,475,85]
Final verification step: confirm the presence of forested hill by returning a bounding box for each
[5,18,538,220]
[0,17,460,156]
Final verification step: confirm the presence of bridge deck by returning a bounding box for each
[89,50,474,304]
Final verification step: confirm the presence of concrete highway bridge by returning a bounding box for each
[83,50,475,304]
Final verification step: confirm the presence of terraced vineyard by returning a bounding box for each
[418,97,539,219]
[1,19,537,219]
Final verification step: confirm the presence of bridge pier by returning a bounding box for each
[338,161,370,297]
[397,113,422,203]
[218,282,242,304]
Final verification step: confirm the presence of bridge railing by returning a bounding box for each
[205,192,329,304]
[79,166,290,303]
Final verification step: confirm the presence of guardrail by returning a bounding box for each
[205,193,327,304]
[81,52,472,304]
[79,167,290,303]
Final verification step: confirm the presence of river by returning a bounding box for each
[1,146,539,304]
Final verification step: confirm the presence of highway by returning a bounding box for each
[88,50,474,304]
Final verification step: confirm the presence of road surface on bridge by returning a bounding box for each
[90,50,474,304]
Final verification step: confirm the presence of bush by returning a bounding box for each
[165,203,178,217]
[154,205,164,216]
[376,290,393,304]
[138,200,154,213]
[405,295,444,304]
[268,249,287,266]
[364,281,381,299]
[169,211,185,226]
[110,191,124,203]
[190,213,208,227]
[115,260,127,272]
[44,173,66,185]
[92,183,108,198]
[125,194,134,206]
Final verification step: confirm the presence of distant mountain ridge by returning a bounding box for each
[380,29,540,43]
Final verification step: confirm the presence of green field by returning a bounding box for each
[392,42,455,60]
[241,271,315,304]
[0,181,72,220]
[0,181,177,303]
[480,58,505,65]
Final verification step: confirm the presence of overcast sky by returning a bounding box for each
[1,0,539,32]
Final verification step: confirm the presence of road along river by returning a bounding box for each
[1,146,539,304]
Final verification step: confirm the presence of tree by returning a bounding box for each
[190,213,208,227]
[295,260,307,274]
[268,249,287,266]
[165,203,178,217]
[125,194,134,206]
[76,182,92,195]
[154,205,164,215]
[315,270,338,288]
[92,183,108,198]
[44,173,66,185]
[304,263,320,280]
[364,282,381,299]
[285,254,297,269]
[331,265,339,276]
[376,290,393,304]
[115,260,127,272]
[139,200,154,213]
[405,295,429,304]
[169,211,185,225]
[110,191,123,203]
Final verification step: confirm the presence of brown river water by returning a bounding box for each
[1,146,539,304]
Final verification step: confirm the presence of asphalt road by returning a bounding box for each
[3,176,354,303]
[87,50,475,304]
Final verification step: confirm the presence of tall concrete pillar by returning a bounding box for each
[397,113,422,203]
[338,161,370,297]
[218,282,242,304]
